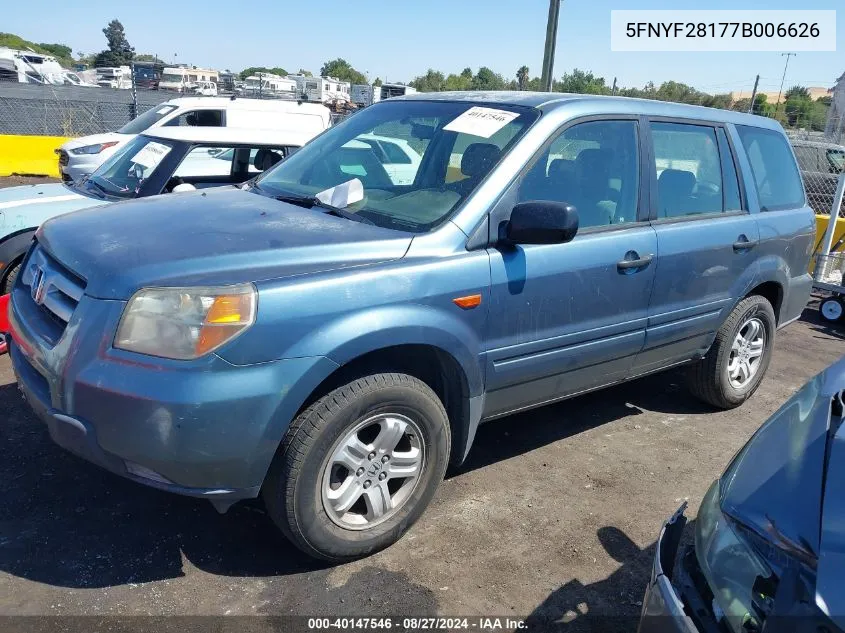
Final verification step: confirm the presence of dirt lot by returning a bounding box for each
[0,298,842,631]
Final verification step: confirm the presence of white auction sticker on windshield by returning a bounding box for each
[443,106,520,139]
[130,141,171,169]
[156,105,176,115]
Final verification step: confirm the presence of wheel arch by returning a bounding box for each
[0,228,37,290]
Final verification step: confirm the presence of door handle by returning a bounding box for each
[617,253,654,271]
[733,237,758,251]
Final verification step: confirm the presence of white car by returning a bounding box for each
[58,97,332,183]
[0,127,314,295]
[356,133,422,185]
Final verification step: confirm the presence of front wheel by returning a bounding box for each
[819,296,844,324]
[1,260,21,296]
[262,373,451,561]
[687,295,776,409]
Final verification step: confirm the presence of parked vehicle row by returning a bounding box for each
[56,97,332,182]
[3,92,814,564]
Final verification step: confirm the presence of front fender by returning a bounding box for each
[285,304,485,397]
[0,228,37,281]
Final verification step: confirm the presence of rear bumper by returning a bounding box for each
[638,504,699,633]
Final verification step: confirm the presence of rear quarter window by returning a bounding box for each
[736,126,805,211]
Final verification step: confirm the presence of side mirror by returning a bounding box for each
[504,201,578,245]
[172,183,197,193]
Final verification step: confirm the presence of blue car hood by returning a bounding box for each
[0,183,103,238]
[37,187,413,300]
[719,356,845,625]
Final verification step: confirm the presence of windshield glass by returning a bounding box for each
[88,135,175,199]
[252,100,538,232]
[828,149,845,173]
[119,104,178,134]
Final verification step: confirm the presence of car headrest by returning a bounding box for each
[548,158,575,179]
[658,169,696,197]
[461,143,501,179]
[254,149,282,171]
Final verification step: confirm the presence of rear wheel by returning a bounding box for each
[688,295,776,409]
[262,373,451,561]
[1,260,21,296]
[819,296,844,323]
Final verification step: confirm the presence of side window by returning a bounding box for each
[518,120,640,229]
[163,110,223,127]
[716,128,742,211]
[173,146,231,178]
[736,125,806,211]
[380,141,412,164]
[651,122,723,218]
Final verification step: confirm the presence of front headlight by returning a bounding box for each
[70,141,119,155]
[695,481,772,633]
[115,284,257,360]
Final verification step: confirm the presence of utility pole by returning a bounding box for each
[611,77,618,95]
[775,53,795,115]
[540,0,562,92]
[748,74,760,114]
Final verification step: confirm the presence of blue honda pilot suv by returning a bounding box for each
[5,92,814,561]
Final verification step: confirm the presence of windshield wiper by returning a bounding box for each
[85,178,108,199]
[275,194,374,225]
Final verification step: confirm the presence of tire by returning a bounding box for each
[687,295,776,409]
[1,260,21,296]
[819,296,844,324]
[262,373,451,562]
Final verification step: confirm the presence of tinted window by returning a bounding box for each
[736,126,805,211]
[827,149,845,173]
[380,141,412,164]
[518,120,640,228]
[163,109,223,127]
[119,104,179,134]
[652,122,723,217]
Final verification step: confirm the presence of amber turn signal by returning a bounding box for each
[452,294,482,309]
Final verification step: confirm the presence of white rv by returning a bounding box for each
[160,66,220,93]
[380,83,417,100]
[0,47,66,84]
[242,73,297,98]
[288,75,351,104]
[96,66,132,89]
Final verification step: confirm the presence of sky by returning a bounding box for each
[4,0,843,96]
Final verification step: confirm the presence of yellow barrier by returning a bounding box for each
[0,135,70,178]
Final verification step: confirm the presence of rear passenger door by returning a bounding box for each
[632,119,759,375]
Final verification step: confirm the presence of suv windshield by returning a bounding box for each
[87,135,175,199]
[119,105,178,134]
[252,100,539,232]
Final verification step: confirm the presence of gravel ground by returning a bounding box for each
[0,302,842,631]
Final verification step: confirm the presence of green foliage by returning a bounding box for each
[297,69,313,77]
[93,19,134,67]
[785,85,810,100]
[239,66,288,80]
[0,33,75,66]
[319,58,367,85]
[516,65,529,91]
[410,69,446,92]
[472,67,506,90]
[133,53,160,62]
[372,77,383,87]
[554,69,610,94]
[445,72,472,91]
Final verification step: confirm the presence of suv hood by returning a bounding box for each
[37,187,412,300]
[719,356,845,625]
[61,131,131,151]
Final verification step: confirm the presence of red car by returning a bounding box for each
[0,293,9,355]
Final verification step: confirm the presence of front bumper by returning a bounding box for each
[8,287,336,501]
[638,503,699,633]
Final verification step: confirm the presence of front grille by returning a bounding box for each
[18,244,86,344]
[56,149,69,166]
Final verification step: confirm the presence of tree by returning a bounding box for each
[93,19,134,67]
[133,53,159,62]
[785,85,810,100]
[445,71,472,91]
[472,67,506,91]
[297,69,313,77]
[320,58,367,84]
[410,69,446,92]
[516,65,529,91]
[239,66,288,80]
[554,69,609,95]
[38,43,72,60]
[372,77,383,87]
